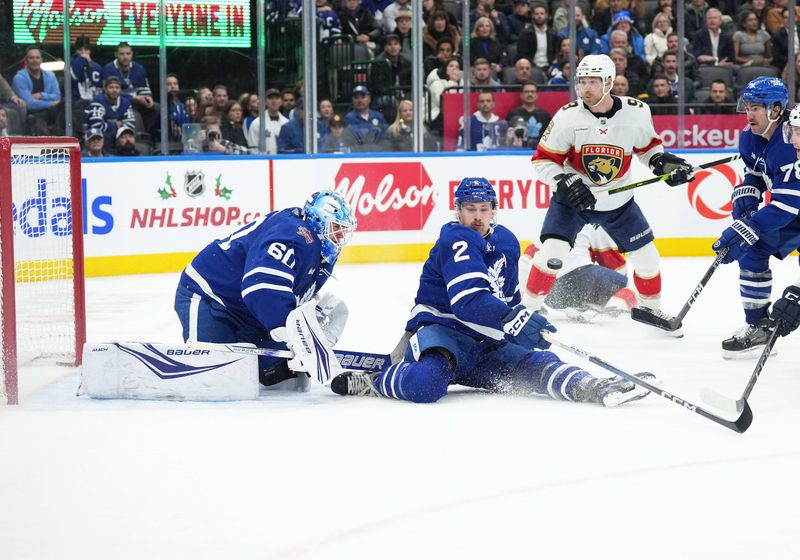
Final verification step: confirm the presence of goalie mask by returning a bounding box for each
[303,191,357,262]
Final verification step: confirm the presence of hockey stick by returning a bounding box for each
[542,332,753,434]
[186,340,391,372]
[700,321,781,415]
[599,154,742,195]
[631,247,728,332]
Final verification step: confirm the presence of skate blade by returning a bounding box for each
[602,375,660,407]
[722,346,778,360]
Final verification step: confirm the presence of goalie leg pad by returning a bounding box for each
[79,342,259,401]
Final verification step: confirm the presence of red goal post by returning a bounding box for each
[0,137,86,405]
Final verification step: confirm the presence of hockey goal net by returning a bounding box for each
[0,137,86,405]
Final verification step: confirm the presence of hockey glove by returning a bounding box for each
[731,184,761,219]
[649,152,695,187]
[712,219,760,264]
[502,304,556,350]
[315,292,349,345]
[771,285,800,337]
[554,173,596,212]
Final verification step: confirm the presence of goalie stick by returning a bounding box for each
[186,340,390,372]
[542,332,754,434]
[631,247,728,332]
[700,321,781,415]
[597,154,742,195]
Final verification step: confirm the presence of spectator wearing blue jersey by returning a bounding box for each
[165,74,191,141]
[86,76,136,144]
[277,97,305,153]
[103,42,159,135]
[174,191,357,388]
[331,177,655,406]
[70,36,102,105]
[12,46,62,135]
[599,11,646,63]
[344,85,387,150]
[557,5,601,56]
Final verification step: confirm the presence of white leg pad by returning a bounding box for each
[79,342,260,401]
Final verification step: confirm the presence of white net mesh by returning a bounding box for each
[1,145,79,403]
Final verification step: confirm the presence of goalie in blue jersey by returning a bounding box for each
[331,177,655,405]
[174,191,357,388]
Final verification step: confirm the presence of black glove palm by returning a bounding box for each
[649,152,695,187]
[771,285,800,337]
[554,173,596,212]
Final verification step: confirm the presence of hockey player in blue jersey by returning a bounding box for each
[174,191,357,387]
[712,77,800,358]
[331,177,654,405]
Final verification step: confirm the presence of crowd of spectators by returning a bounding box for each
[2,0,798,155]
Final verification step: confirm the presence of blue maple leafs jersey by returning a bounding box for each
[739,125,800,234]
[179,208,334,333]
[406,222,521,341]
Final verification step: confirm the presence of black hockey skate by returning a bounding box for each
[575,372,657,407]
[722,318,775,360]
[331,371,381,397]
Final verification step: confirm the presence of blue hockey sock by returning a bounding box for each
[374,352,453,403]
[740,269,771,325]
[511,351,593,401]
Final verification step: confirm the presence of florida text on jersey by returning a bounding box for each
[532,96,664,211]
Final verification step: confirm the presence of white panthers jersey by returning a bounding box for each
[532,96,664,211]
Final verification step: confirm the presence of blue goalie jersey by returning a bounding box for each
[406,222,521,341]
[179,208,334,333]
[739,126,800,256]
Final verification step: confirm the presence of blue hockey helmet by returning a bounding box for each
[737,76,789,113]
[302,190,357,262]
[454,177,497,211]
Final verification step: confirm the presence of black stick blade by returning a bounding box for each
[631,307,682,331]
[733,401,754,433]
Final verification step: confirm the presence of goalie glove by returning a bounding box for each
[315,292,348,346]
[771,285,800,337]
[554,173,596,212]
[501,304,556,350]
[712,219,760,264]
[731,184,761,219]
[649,152,695,187]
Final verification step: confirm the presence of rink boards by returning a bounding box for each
[77,150,743,276]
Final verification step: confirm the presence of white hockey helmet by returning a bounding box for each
[575,54,615,86]
[781,104,800,144]
[575,55,615,107]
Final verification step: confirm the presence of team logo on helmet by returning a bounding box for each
[581,144,623,185]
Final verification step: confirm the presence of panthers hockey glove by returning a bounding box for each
[731,184,761,219]
[554,173,596,211]
[649,152,695,187]
[712,219,760,264]
[502,304,556,350]
[771,285,800,337]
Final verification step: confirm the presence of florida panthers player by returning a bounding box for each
[174,191,357,386]
[331,178,654,406]
[524,54,694,313]
[712,78,800,358]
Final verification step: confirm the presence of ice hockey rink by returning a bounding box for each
[1,256,799,560]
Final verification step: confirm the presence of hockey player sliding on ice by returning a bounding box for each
[330,177,655,405]
[174,190,357,386]
[523,54,694,313]
[520,224,638,321]
[713,80,800,358]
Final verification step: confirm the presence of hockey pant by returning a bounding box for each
[372,324,595,403]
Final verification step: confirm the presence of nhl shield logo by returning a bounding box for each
[184,170,205,197]
[581,145,624,185]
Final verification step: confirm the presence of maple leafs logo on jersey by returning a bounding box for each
[487,255,507,300]
[296,284,317,307]
[581,145,624,185]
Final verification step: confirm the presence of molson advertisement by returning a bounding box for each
[13,0,251,47]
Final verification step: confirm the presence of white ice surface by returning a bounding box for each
[2,258,800,560]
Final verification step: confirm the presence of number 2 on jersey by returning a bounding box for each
[452,240,469,262]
